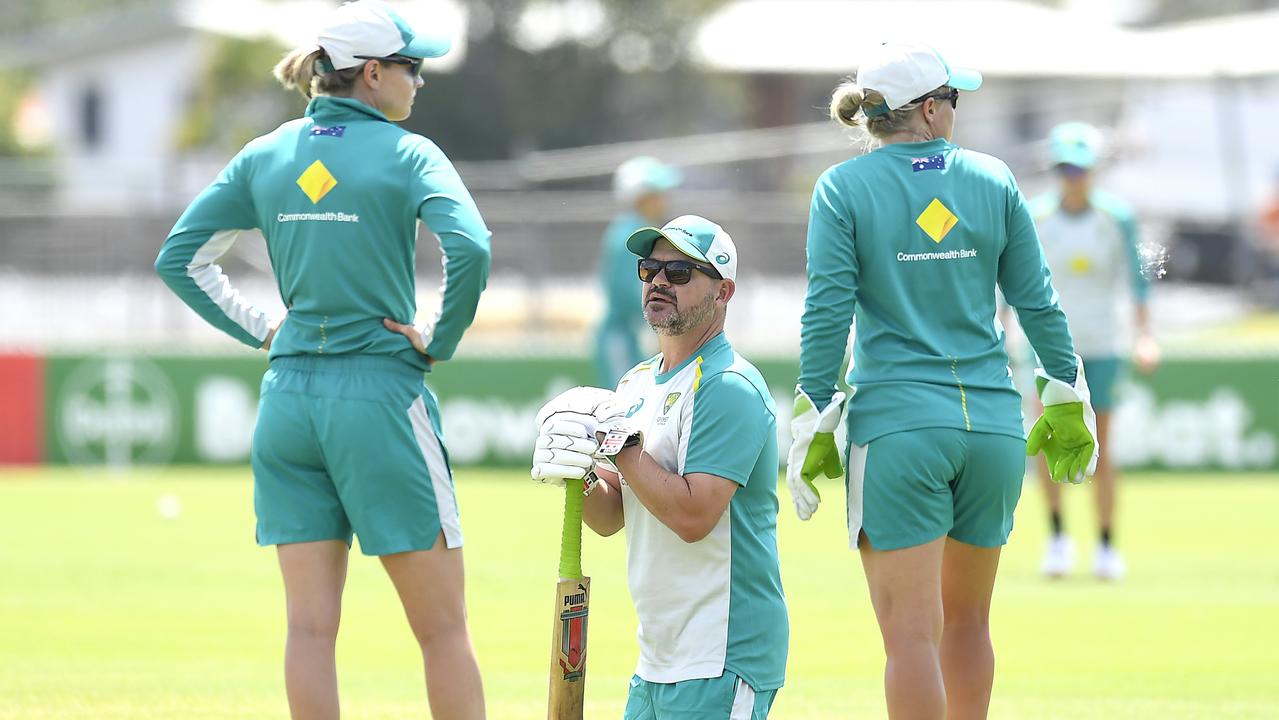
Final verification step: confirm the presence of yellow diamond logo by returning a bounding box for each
[296,160,337,204]
[916,198,959,244]
[1070,254,1093,273]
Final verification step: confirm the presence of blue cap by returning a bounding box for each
[1049,122,1102,170]
[627,214,738,281]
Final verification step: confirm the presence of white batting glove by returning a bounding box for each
[536,386,619,438]
[531,420,599,487]
[786,388,846,521]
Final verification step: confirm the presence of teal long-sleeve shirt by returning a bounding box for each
[799,139,1077,445]
[599,211,646,328]
[155,96,491,369]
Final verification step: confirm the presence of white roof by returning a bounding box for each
[693,0,1279,79]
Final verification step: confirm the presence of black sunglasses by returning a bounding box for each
[637,258,721,285]
[355,54,423,75]
[913,87,958,109]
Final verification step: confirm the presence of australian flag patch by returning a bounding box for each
[912,154,945,172]
[310,125,346,137]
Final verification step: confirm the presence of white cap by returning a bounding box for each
[318,0,451,71]
[613,156,682,204]
[856,43,982,116]
[627,214,738,282]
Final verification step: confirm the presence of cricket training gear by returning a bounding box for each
[1048,121,1102,170]
[627,215,739,282]
[1031,190,1149,359]
[156,96,490,367]
[317,0,450,71]
[1093,544,1126,581]
[610,334,787,690]
[613,156,681,204]
[786,387,846,521]
[532,420,599,487]
[798,138,1077,447]
[1027,357,1099,484]
[855,43,982,117]
[1041,534,1075,578]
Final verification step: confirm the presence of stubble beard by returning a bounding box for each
[646,289,716,337]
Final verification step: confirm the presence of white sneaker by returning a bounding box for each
[1040,535,1074,578]
[1094,545,1126,581]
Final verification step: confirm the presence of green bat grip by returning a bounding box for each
[558,477,585,580]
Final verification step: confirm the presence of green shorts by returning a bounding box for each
[251,354,461,556]
[623,672,776,720]
[846,428,1026,551]
[1082,355,1127,412]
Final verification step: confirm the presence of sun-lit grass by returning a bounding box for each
[1,467,1277,719]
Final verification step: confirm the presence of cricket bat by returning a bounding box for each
[547,477,590,720]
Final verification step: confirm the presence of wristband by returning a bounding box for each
[598,428,640,457]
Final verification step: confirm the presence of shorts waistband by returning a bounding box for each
[270,353,424,378]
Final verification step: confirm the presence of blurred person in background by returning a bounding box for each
[595,156,682,386]
[1031,122,1156,582]
[788,44,1097,720]
[154,1,489,718]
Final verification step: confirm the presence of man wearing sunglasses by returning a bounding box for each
[531,215,788,718]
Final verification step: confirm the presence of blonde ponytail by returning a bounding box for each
[829,80,865,128]
[274,46,323,98]
[829,77,926,141]
[273,46,363,99]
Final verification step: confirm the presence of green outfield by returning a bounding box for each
[1,468,1276,719]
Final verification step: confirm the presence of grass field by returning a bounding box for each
[1,467,1277,719]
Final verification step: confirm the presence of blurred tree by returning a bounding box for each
[405,0,741,160]
[0,0,163,33]
[0,71,39,156]
[174,35,306,152]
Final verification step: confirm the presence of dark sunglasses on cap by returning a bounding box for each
[912,87,959,109]
[637,258,722,285]
[355,53,423,75]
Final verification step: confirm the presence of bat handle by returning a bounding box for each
[558,477,585,580]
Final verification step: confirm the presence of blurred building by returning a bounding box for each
[1,0,1277,355]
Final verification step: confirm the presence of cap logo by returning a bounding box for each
[714,252,730,264]
[667,226,694,238]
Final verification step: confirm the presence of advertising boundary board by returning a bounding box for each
[16,354,1277,472]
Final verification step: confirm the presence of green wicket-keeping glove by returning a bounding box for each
[787,387,847,520]
[1026,358,1099,484]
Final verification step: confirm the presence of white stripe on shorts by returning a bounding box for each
[730,677,756,719]
[847,442,868,550]
[408,395,464,549]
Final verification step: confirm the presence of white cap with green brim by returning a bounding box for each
[627,214,738,282]
[614,156,682,204]
[1048,121,1103,169]
[857,43,982,117]
[317,0,451,72]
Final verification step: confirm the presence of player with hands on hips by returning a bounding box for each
[792,43,1095,720]
[154,2,490,717]
[532,215,788,719]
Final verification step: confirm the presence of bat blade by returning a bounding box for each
[547,576,590,720]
